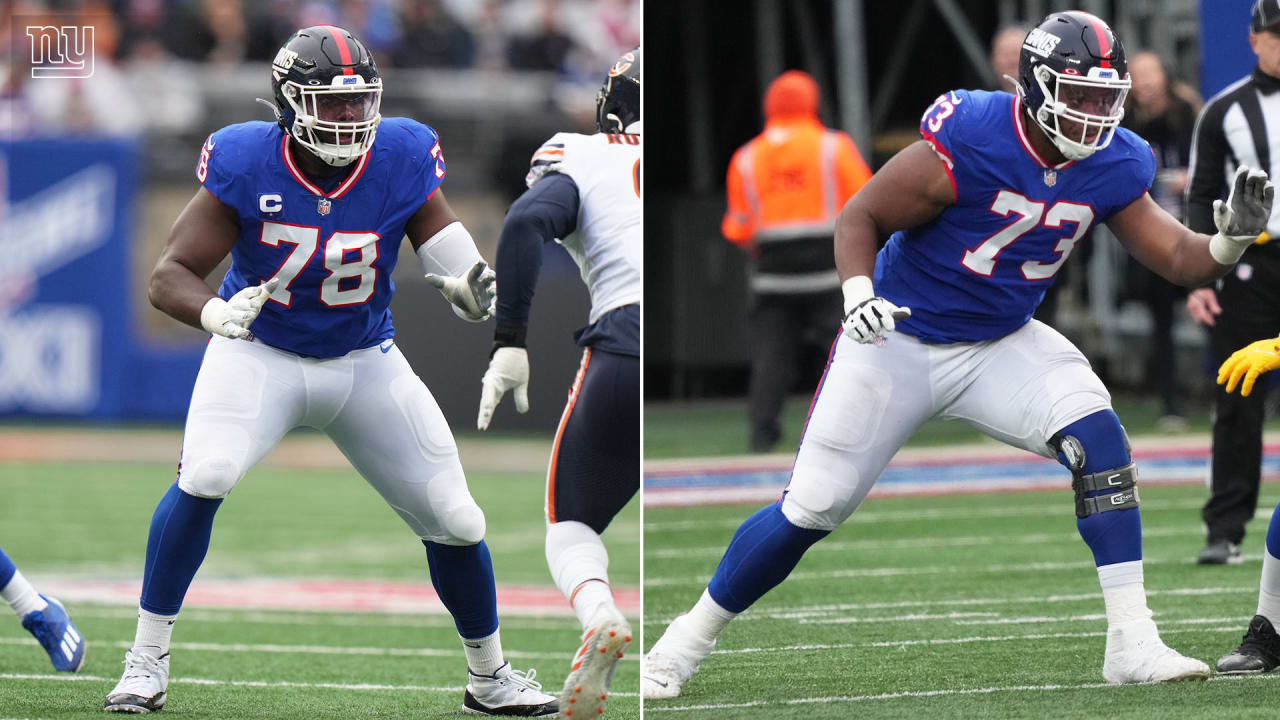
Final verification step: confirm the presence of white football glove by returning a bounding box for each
[426,261,497,322]
[477,346,529,430]
[841,275,911,344]
[200,278,279,339]
[1209,165,1275,264]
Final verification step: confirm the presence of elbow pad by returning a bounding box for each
[417,221,483,278]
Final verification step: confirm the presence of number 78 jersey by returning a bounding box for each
[874,89,1155,344]
[196,118,445,358]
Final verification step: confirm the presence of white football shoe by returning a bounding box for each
[641,614,716,700]
[104,648,169,713]
[1101,618,1210,684]
[463,662,559,716]
[559,604,632,718]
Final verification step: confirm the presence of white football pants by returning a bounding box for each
[782,319,1112,531]
[176,336,484,545]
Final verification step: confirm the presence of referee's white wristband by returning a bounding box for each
[1208,232,1250,266]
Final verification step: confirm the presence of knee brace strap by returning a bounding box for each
[1050,431,1140,519]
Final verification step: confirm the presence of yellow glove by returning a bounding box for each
[1218,336,1280,396]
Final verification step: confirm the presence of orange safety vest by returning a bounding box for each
[723,117,872,292]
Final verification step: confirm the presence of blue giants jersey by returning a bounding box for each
[196,117,446,357]
[874,90,1155,344]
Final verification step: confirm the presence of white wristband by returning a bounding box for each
[199,296,230,336]
[416,221,483,278]
[1208,232,1250,266]
[841,275,875,314]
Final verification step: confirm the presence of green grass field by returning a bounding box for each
[0,450,639,719]
[643,483,1280,719]
[644,393,1220,459]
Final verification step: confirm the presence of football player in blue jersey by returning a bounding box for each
[0,546,85,672]
[644,11,1275,697]
[103,27,557,716]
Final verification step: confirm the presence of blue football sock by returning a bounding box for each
[140,483,223,616]
[1056,410,1142,567]
[0,546,16,590]
[1268,501,1280,559]
[707,503,829,613]
[423,540,499,639]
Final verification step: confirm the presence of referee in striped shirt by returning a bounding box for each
[1185,0,1280,565]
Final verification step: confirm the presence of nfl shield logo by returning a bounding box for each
[317,197,332,215]
[1043,169,1057,187]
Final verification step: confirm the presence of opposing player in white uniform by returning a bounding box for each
[478,49,641,718]
[103,27,557,716]
[644,12,1275,699]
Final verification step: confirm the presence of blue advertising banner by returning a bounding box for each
[1,138,203,420]
[1202,0,1259,99]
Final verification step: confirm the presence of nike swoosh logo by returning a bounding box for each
[643,677,669,687]
[464,643,482,648]
[379,341,394,353]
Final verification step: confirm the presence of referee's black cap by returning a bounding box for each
[1253,0,1280,32]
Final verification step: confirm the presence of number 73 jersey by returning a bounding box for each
[195,118,446,358]
[874,89,1155,344]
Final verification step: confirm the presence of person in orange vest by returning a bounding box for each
[723,70,873,452]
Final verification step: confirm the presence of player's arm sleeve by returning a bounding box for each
[835,132,873,204]
[918,90,967,200]
[1185,99,1230,235]
[194,131,235,202]
[722,148,755,247]
[493,172,581,342]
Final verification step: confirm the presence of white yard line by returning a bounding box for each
[649,585,1256,624]
[645,498,1277,533]
[644,673,1279,713]
[0,636,638,663]
[649,525,1194,559]
[645,555,1252,588]
[0,672,638,697]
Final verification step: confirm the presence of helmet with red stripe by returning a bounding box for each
[1014,11,1130,161]
[268,26,382,167]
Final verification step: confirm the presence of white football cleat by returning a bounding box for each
[559,605,632,718]
[641,615,716,700]
[1102,618,1210,684]
[104,648,169,713]
[463,662,558,716]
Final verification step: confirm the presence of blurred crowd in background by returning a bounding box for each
[2,0,639,140]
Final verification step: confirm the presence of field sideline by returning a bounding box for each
[0,427,639,719]
[643,440,1280,718]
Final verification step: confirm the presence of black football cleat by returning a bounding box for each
[1216,615,1280,674]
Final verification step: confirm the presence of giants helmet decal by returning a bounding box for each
[1014,11,1130,161]
[266,26,382,167]
[596,47,641,134]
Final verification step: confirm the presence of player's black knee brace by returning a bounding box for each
[1049,430,1140,519]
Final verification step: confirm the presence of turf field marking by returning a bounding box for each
[64,605,586,631]
[648,525,1193,559]
[0,672,639,697]
[702,624,1243,656]
[0,636,639,662]
[643,673,1279,712]
[645,497,1271,533]
[649,585,1255,624]
[948,614,1248,627]
[644,555,1247,587]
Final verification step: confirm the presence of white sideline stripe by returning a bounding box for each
[645,673,1280,712]
[645,555,1256,587]
[645,497,1279,532]
[649,525,1193,559]
[649,586,1256,624]
[64,606,582,631]
[705,624,1243,656]
[0,636,638,663]
[0,673,639,698]
[949,614,1248,627]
